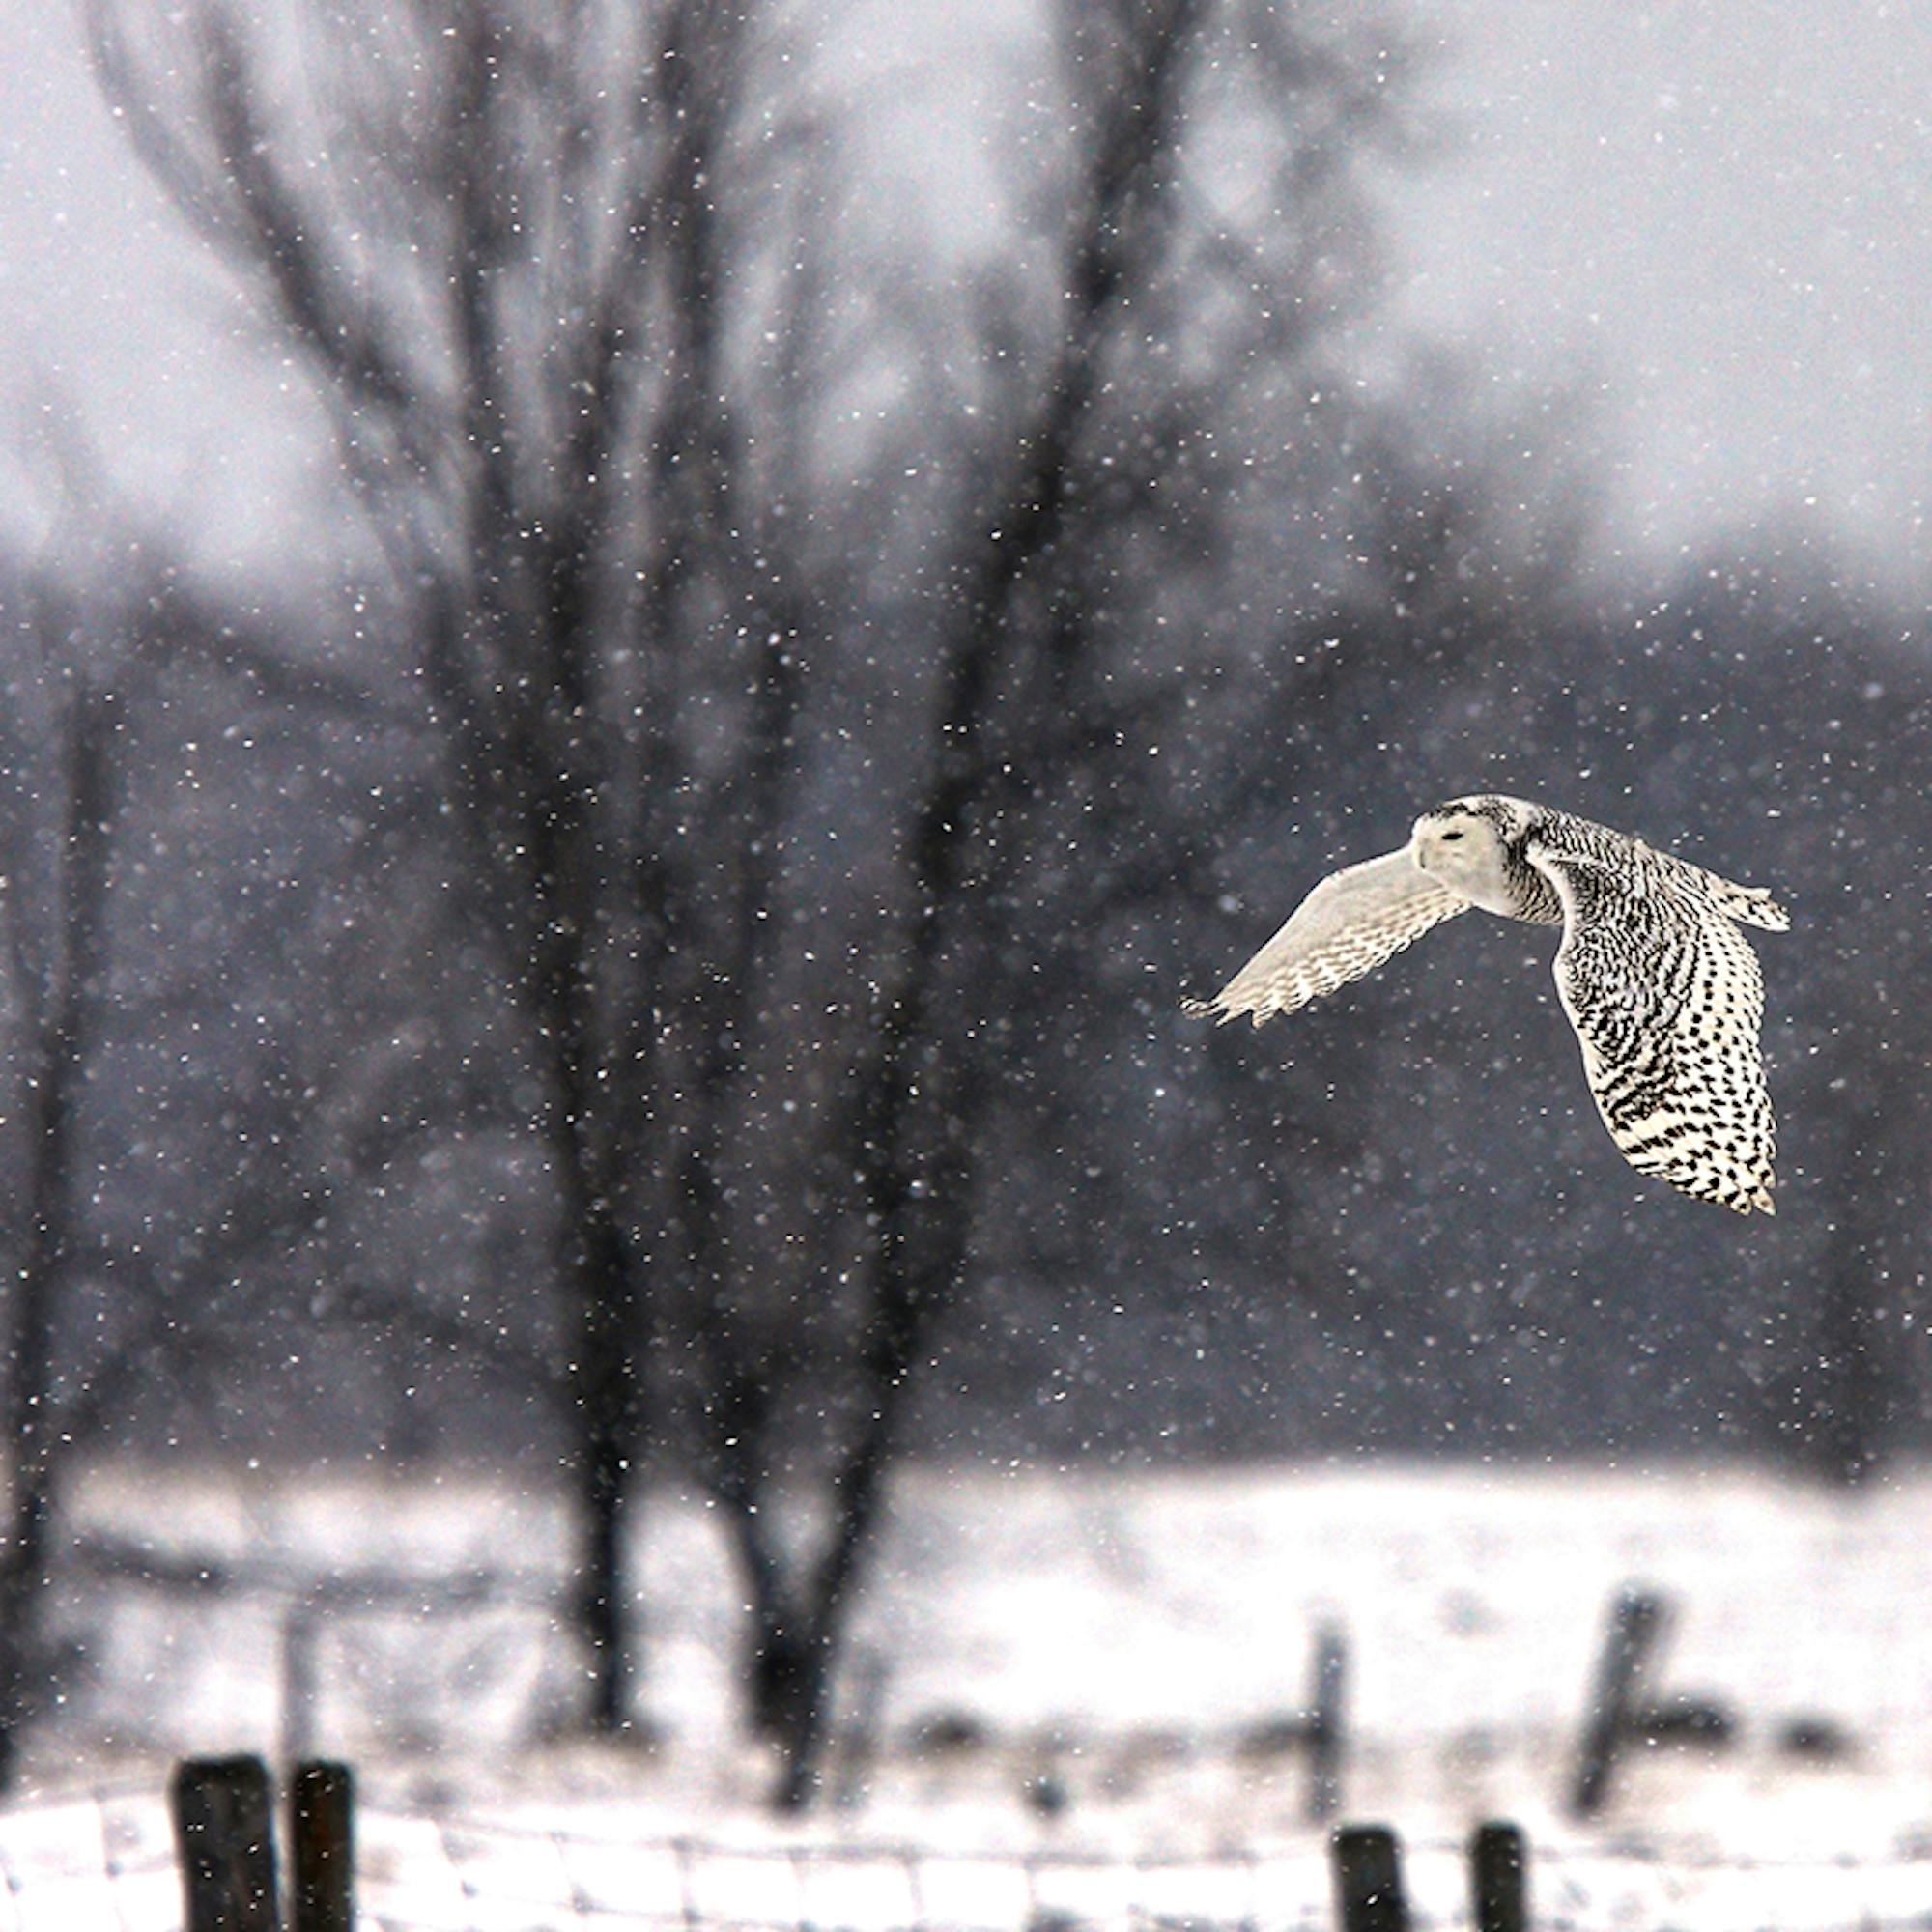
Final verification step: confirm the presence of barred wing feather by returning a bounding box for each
[1185,847,1468,1026]
[1531,843,1777,1214]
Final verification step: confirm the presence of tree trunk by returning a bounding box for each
[0,685,120,1791]
[772,1174,977,1807]
[0,1297,59,1794]
[766,0,1205,1809]
[761,0,1198,1808]
[734,1513,813,1746]
[560,1120,644,1732]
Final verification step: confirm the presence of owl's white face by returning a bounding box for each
[1410,803,1516,912]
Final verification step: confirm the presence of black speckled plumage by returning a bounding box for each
[1187,794,1787,1214]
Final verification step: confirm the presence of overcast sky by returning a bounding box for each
[1393,0,1932,584]
[3,2,1930,589]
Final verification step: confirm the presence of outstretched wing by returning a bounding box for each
[1185,846,1468,1025]
[1530,841,1777,1213]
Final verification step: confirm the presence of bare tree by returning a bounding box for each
[0,564,123,1790]
[84,0,813,1729]
[651,0,1442,1803]
[0,487,436,1783]
[89,0,1623,1790]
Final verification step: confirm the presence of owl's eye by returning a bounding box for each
[1440,830,1464,842]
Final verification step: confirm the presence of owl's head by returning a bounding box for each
[1410,795,1534,907]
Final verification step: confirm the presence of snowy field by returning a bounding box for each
[11,1459,1932,1928]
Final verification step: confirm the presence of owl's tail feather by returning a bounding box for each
[1671,857,1791,932]
[1709,879,1790,932]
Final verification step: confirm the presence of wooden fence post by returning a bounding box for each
[1571,1587,1667,1815]
[1308,1621,1346,1823]
[172,1754,282,1932]
[1331,1825,1408,1932]
[1470,1821,1527,1932]
[279,1603,322,1768]
[289,1761,354,1932]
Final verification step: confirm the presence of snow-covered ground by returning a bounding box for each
[11,1459,1932,1928]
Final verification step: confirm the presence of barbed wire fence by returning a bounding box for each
[351,1818,1932,1932]
[50,1472,1932,1807]
[13,1543,1932,1931]
[10,1771,1932,1932]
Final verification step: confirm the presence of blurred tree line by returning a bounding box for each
[0,0,1922,1796]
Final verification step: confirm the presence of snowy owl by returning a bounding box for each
[1186,795,1789,1214]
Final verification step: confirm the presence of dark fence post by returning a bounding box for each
[279,1604,322,1767]
[1470,1821,1527,1932]
[1572,1586,1667,1815]
[172,1754,282,1932]
[1308,1621,1347,1823]
[289,1761,354,1932]
[1331,1825,1408,1932]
